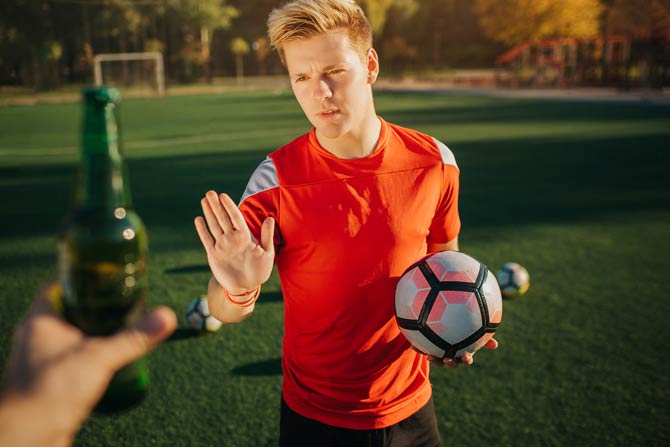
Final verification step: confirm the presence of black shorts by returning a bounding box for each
[279,396,441,447]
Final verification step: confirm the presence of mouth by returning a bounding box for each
[318,109,341,118]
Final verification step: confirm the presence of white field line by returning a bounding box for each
[0,128,298,157]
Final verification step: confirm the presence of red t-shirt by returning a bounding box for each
[238,118,460,429]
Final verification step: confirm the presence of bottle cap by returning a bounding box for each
[81,86,121,154]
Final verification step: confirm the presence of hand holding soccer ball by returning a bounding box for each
[394,251,503,364]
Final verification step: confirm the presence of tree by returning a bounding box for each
[605,0,670,87]
[167,0,238,81]
[395,0,503,69]
[474,0,604,46]
[359,0,419,38]
[382,36,416,74]
[231,37,250,81]
[606,0,670,36]
[0,0,59,89]
[221,0,285,74]
[98,1,144,86]
[252,36,271,75]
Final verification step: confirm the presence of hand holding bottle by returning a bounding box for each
[0,283,176,447]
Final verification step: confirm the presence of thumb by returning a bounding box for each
[97,306,177,372]
[260,217,276,257]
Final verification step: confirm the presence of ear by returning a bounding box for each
[366,48,379,84]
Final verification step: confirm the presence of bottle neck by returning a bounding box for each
[76,101,132,210]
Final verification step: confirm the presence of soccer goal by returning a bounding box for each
[93,52,165,97]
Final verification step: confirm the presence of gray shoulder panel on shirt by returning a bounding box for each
[240,156,279,204]
[432,137,458,169]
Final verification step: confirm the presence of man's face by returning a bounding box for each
[283,31,378,141]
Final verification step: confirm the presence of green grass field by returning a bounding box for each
[1,89,669,446]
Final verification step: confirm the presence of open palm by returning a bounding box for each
[194,191,275,293]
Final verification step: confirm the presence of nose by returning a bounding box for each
[312,77,333,101]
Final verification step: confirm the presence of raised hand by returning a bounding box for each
[194,191,275,293]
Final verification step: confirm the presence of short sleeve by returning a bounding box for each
[238,156,282,248]
[427,139,460,244]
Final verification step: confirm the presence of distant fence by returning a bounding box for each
[495,32,670,88]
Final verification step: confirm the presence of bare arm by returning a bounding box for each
[427,235,459,254]
[206,276,256,323]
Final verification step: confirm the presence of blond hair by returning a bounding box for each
[267,0,373,65]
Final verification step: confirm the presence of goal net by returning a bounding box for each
[93,52,165,97]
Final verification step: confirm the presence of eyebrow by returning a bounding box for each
[291,64,345,78]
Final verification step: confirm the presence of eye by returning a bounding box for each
[327,69,343,76]
[294,76,307,83]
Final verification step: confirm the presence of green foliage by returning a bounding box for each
[43,41,62,62]
[474,0,604,46]
[0,0,239,87]
[382,0,504,70]
[144,38,165,54]
[0,90,669,446]
[231,37,250,80]
[360,0,419,37]
[3,0,640,85]
[168,0,239,30]
[231,37,250,55]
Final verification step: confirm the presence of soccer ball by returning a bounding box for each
[496,262,530,298]
[186,296,223,332]
[394,251,503,359]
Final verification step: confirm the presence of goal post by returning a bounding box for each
[93,52,165,97]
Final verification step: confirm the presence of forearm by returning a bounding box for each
[206,276,258,323]
[428,235,459,254]
[0,393,75,447]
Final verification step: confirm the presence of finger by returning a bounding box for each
[95,306,177,372]
[219,193,247,232]
[194,217,215,252]
[30,281,62,317]
[427,355,443,367]
[460,353,474,366]
[201,197,223,237]
[443,357,459,368]
[484,338,499,350]
[206,190,234,233]
[260,217,276,256]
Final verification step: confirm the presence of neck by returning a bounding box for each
[316,113,382,160]
[77,150,130,210]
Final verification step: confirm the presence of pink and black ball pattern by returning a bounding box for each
[395,251,503,359]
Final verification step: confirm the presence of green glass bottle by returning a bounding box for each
[59,86,149,413]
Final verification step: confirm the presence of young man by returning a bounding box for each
[193,1,497,445]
